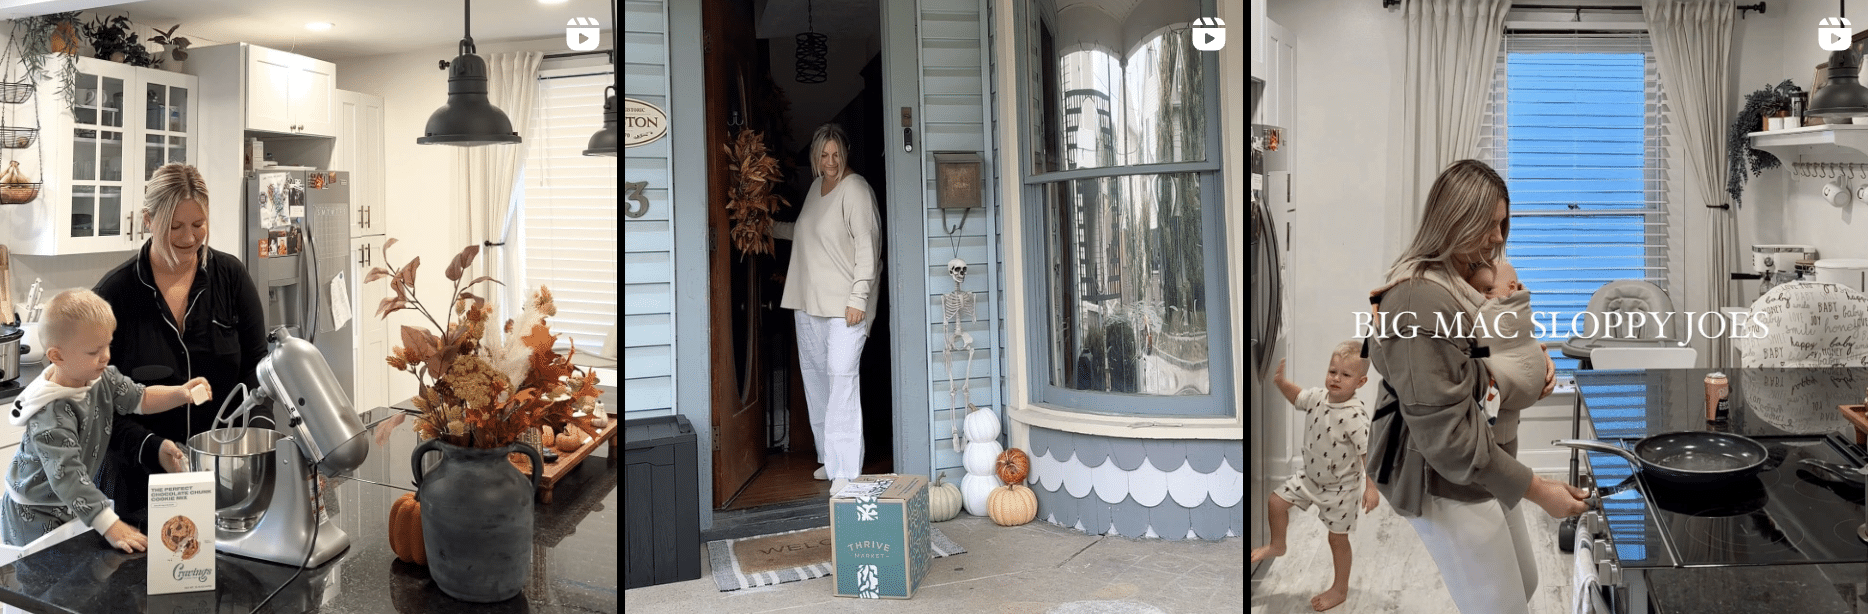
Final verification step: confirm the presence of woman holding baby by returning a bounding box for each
[1364,159,1588,614]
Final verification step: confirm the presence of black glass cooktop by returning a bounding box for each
[1589,434,1868,569]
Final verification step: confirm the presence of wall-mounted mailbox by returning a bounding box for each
[934,152,983,209]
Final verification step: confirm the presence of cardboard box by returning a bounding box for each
[830,473,930,599]
[148,472,215,594]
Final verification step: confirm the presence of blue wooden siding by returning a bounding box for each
[920,0,1004,478]
[624,0,676,419]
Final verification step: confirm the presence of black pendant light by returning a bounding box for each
[582,0,617,157]
[795,0,828,84]
[1811,1,1868,118]
[417,0,521,146]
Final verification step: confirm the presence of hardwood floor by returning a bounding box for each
[718,448,894,510]
[1249,473,1579,614]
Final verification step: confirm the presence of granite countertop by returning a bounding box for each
[1645,564,1865,614]
[0,360,44,403]
[0,390,618,613]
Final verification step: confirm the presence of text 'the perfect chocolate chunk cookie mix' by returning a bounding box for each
[149,472,216,593]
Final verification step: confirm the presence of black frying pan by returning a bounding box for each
[1553,431,1770,486]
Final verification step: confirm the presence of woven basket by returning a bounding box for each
[0,82,33,105]
[0,183,39,205]
[0,127,35,149]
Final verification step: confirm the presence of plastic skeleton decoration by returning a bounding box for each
[944,258,980,452]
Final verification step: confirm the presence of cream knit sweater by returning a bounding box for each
[770,173,883,319]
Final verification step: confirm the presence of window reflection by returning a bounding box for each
[1033,0,1205,173]
[1047,173,1208,395]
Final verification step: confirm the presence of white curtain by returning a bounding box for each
[1394,0,1511,255]
[456,51,542,327]
[1643,0,1734,366]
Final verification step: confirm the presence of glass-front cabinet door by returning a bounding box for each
[64,62,133,252]
[0,57,198,255]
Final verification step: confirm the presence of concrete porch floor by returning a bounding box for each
[624,515,1246,613]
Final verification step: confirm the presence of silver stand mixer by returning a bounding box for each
[187,326,369,568]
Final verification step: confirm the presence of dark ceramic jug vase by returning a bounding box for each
[411,438,543,602]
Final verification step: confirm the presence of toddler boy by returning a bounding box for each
[1251,340,1377,612]
[1,290,209,553]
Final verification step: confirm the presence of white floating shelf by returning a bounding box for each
[1747,123,1868,157]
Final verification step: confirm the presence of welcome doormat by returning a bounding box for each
[705,525,966,592]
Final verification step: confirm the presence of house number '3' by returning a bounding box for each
[624,181,650,218]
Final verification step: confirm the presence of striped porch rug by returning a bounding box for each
[705,525,966,591]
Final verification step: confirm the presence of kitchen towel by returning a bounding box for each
[1571,528,1607,614]
[705,525,964,592]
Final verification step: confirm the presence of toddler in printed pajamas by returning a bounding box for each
[0,290,208,554]
[1251,340,1378,612]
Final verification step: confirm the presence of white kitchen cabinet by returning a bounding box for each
[245,45,336,137]
[0,56,197,255]
[1251,0,1268,80]
[350,235,390,411]
[1252,19,1295,129]
[333,89,384,237]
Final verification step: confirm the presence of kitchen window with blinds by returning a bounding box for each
[519,60,618,353]
[1480,33,1673,385]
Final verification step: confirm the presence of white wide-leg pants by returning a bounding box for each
[1406,496,1538,614]
[795,310,872,481]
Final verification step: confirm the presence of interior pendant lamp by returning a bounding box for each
[582,0,617,156]
[417,0,521,146]
[795,0,828,84]
[1811,1,1868,118]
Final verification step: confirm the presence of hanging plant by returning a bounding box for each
[723,127,789,257]
[9,12,83,113]
[1727,79,1797,207]
[81,15,160,68]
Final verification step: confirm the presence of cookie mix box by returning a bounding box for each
[830,473,930,599]
[148,471,216,594]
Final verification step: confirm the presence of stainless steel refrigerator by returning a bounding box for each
[243,170,353,400]
[1250,124,1282,579]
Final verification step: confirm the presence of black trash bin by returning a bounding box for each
[624,414,701,589]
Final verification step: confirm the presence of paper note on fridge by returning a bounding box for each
[330,272,351,330]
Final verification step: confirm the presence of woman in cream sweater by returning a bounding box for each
[770,123,883,496]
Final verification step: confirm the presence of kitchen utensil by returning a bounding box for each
[1825,177,1853,207]
[1797,458,1865,487]
[22,278,41,324]
[0,245,13,326]
[1554,431,1770,486]
[0,325,19,383]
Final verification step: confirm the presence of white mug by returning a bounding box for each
[1824,177,1853,207]
[1769,117,1786,130]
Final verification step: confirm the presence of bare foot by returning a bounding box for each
[1249,543,1285,565]
[1310,585,1349,611]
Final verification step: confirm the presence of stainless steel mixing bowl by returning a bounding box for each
[187,428,281,531]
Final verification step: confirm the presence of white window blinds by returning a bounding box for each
[1482,33,1672,378]
[521,63,617,352]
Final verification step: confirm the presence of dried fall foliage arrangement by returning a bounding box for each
[723,127,788,256]
[366,239,604,449]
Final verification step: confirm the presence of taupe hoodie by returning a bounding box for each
[1366,266,1535,518]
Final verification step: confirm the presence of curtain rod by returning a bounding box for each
[544,49,612,60]
[1380,1,1765,17]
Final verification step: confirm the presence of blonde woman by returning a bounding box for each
[1363,160,1582,614]
[90,163,269,531]
[769,123,883,495]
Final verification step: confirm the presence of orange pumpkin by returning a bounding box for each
[389,493,425,565]
[995,448,1030,485]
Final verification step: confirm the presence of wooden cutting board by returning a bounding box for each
[0,245,13,326]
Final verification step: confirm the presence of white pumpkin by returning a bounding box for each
[962,406,1001,442]
[960,473,998,516]
[963,440,1003,476]
[929,472,963,522]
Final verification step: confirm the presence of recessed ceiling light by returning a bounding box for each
[306,22,334,31]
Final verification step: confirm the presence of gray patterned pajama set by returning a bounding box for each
[2,366,147,547]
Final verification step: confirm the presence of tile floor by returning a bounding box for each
[625,514,1245,613]
[1249,473,1580,614]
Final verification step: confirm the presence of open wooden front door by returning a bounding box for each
[704,0,765,509]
